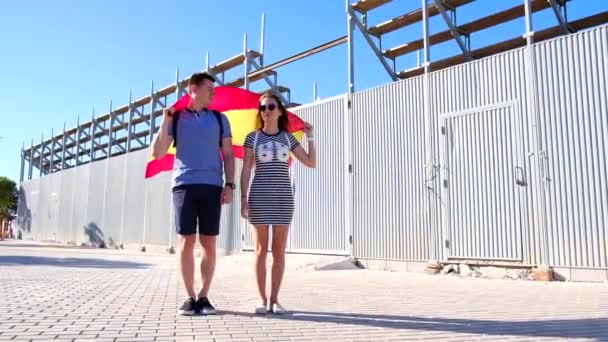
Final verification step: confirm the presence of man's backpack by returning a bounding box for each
[172,109,224,148]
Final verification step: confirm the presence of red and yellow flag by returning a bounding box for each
[144,86,305,179]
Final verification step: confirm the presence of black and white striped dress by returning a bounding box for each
[244,130,300,226]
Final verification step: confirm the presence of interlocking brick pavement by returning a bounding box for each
[1,242,607,341]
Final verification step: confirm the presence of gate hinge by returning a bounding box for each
[441,126,446,135]
[349,235,353,244]
[444,240,450,249]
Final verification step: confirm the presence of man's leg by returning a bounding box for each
[198,234,216,299]
[179,235,197,299]
[196,185,223,314]
[173,186,198,315]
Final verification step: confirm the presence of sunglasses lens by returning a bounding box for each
[260,104,277,112]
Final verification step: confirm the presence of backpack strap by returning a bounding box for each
[171,110,182,148]
[211,110,224,147]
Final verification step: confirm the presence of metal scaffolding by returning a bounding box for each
[346,0,606,82]
[20,1,608,182]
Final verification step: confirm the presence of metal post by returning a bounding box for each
[107,100,114,158]
[90,107,95,161]
[175,68,181,98]
[39,132,44,177]
[548,0,570,34]
[343,94,353,256]
[243,34,250,90]
[49,128,54,173]
[61,122,66,170]
[524,0,549,265]
[313,82,318,102]
[346,0,355,93]
[127,91,133,152]
[434,0,471,59]
[28,139,34,180]
[206,51,210,71]
[260,13,266,66]
[75,116,81,166]
[148,80,156,145]
[423,0,441,259]
[524,0,534,45]
[422,1,430,74]
[19,143,25,182]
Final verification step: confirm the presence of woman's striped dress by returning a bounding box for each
[244,130,300,226]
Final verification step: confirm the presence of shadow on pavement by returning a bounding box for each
[0,255,151,269]
[222,310,608,340]
[0,242,98,250]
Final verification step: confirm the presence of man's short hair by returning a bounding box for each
[188,72,216,87]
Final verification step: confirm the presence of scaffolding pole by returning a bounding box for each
[19,143,25,183]
[347,0,355,93]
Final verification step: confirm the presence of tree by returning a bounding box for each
[0,177,17,221]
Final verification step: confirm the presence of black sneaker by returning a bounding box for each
[178,298,197,316]
[196,297,216,315]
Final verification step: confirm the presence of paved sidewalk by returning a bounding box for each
[1,242,607,342]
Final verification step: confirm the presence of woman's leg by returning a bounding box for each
[269,225,289,305]
[252,225,270,305]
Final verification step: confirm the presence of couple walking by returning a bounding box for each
[151,72,316,316]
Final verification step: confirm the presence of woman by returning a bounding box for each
[240,92,316,315]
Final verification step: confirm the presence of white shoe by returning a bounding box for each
[254,304,268,315]
[270,303,289,315]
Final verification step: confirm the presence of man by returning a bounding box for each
[151,72,235,315]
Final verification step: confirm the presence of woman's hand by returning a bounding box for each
[304,122,314,137]
[241,198,249,219]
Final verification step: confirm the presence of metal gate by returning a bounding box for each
[440,100,525,261]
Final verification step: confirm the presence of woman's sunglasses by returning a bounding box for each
[259,103,277,112]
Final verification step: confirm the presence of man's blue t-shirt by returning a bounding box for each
[168,109,232,188]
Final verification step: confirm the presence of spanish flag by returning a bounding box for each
[144,86,305,179]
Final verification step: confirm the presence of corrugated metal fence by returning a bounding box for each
[17,25,608,269]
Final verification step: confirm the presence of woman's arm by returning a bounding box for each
[291,123,316,168]
[240,146,255,218]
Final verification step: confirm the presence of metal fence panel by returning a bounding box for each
[102,153,127,245]
[85,159,107,245]
[535,25,608,268]
[429,47,533,263]
[218,159,245,253]
[16,178,39,241]
[56,167,75,243]
[47,172,62,242]
[440,102,524,260]
[289,97,348,254]
[352,77,431,260]
[122,150,147,245]
[144,171,172,247]
[71,164,91,244]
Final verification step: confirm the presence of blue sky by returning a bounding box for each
[0,0,606,183]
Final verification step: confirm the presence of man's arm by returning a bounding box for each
[222,136,235,184]
[221,136,235,204]
[151,108,174,159]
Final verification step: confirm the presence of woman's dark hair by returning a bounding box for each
[256,92,289,131]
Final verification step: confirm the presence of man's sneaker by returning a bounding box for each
[178,298,197,316]
[197,297,216,315]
